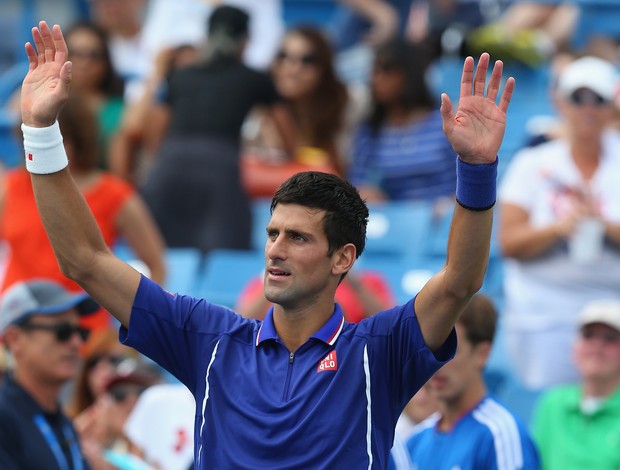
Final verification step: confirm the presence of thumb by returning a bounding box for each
[59,61,72,93]
[440,93,453,134]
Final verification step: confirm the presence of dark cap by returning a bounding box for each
[0,280,98,333]
[208,5,249,39]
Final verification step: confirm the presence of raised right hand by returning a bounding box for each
[21,21,71,128]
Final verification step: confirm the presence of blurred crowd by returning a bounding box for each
[0,0,620,469]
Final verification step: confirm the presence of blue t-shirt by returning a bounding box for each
[121,275,456,469]
[407,396,540,470]
[349,111,457,201]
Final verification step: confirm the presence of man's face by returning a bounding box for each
[574,323,620,382]
[428,324,487,405]
[263,203,343,310]
[11,310,85,385]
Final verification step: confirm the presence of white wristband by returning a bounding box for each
[22,121,69,174]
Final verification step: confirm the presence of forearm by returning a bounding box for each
[500,223,561,259]
[31,169,110,281]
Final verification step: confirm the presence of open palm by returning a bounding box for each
[441,53,515,164]
[21,22,71,127]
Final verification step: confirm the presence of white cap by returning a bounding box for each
[579,300,620,332]
[557,56,618,101]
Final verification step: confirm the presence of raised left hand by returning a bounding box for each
[441,53,515,164]
[21,21,72,128]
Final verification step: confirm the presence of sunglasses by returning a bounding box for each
[581,327,620,344]
[108,385,147,403]
[276,51,318,67]
[69,49,106,61]
[568,89,610,107]
[373,62,400,74]
[88,354,126,368]
[20,322,90,343]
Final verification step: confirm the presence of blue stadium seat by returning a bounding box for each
[194,249,265,308]
[364,201,434,260]
[251,199,272,251]
[113,243,203,296]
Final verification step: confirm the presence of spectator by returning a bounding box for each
[21,19,514,466]
[82,359,161,470]
[65,21,125,169]
[89,0,148,101]
[0,93,166,334]
[348,38,456,203]
[140,5,294,252]
[467,2,579,67]
[110,44,199,184]
[499,56,620,389]
[406,294,540,469]
[236,269,395,324]
[532,299,620,470]
[67,328,139,419]
[242,26,355,198]
[0,279,104,468]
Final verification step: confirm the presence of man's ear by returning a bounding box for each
[332,243,356,276]
[474,341,492,369]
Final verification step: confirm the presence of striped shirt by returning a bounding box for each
[349,110,456,201]
[406,396,540,469]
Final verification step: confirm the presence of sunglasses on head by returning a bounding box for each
[276,50,318,66]
[20,322,90,343]
[568,89,610,107]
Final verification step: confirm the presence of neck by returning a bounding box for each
[386,106,426,125]
[570,136,602,179]
[439,380,487,431]
[582,376,620,399]
[14,369,61,413]
[272,299,335,352]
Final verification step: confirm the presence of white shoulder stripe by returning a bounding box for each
[363,344,373,469]
[197,339,221,466]
[472,398,524,470]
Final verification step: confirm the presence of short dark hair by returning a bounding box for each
[208,5,249,39]
[458,294,497,346]
[270,172,369,259]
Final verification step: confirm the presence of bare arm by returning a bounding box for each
[338,0,399,45]
[499,202,568,259]
[115,194,167,285]
[415,54,515,351]
[22,21,139,328]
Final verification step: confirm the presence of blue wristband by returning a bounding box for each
[455,156,498,211]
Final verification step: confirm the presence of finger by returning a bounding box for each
[31,27,45,63]
[24,42,38,71]
[39,21,56,63]
[51,24,68,63]
[59,61,72,91]
[473,52,490,96]
[440,93,454,134]
[485,60,503,103]
[459,56,475,98]
[498,76,516,114]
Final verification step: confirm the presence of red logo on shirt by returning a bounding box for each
[317,351,338,372]
[27,153,33,161]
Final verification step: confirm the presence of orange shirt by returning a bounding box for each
[0,169,134,331]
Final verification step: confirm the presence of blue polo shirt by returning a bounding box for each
[121,275,456,469]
